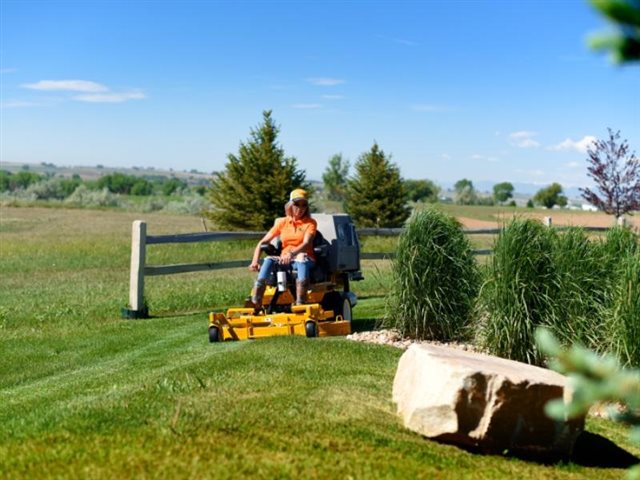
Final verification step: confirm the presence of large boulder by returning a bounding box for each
[392,344,585,460]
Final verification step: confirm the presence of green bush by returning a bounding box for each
[480,218,556,365]
[384,207,479,341]
[64,185,121,208]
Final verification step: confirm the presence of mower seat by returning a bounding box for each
[259,232,330,285]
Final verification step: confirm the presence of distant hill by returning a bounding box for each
[0,161,212,186]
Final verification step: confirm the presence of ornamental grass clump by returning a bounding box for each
[384,208,479,341]
[548,227,607,348]
[480,218,555,365]
[608,251,640,367]
[600,227,640,366]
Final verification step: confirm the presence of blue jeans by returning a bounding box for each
[256,256,315,285]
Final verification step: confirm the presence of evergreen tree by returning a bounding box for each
[206,111,309,230]
[344,143,410,227]
[322,153,350,201]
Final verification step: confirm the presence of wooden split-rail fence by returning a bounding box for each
[124,216,624,318]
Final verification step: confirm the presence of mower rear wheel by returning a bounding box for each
[340,296,352,322]
[208,326,221,343]
[305,321,317,338]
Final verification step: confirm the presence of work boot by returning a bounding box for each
[295,280,309,305]
[251,283,266,313]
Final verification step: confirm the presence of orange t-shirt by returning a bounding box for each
[268,216,317,260]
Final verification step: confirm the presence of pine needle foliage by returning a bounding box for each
[480,218,556,365]
[344,143,410,228]
[384,208,480,341]
[206,111,309,231]
[536,328,640,480]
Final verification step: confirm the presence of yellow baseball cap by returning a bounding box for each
[289,188,308,202]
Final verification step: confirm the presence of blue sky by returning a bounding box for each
[1,0,638,190]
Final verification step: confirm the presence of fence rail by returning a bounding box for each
[124,216,625,318]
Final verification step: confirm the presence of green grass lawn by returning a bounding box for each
[1,206,638,479]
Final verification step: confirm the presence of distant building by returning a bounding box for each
[582,203,598,212]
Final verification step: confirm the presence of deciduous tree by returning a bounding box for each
[454,178,478,205]
[404,179,440,203]
[580,128,639,218]
[533,183,568,209]
[493,182,515,204]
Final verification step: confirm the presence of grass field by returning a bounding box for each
[1,206,638,479]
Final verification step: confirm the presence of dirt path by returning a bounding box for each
[458,212,638,230]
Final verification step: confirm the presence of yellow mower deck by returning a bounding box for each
[208,303,351,341]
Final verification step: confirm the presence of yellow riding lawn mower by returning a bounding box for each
[208,214,363,342]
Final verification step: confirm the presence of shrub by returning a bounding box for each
[164,195,208,215]
[64,186,121,208]
[480,218,555,365]
[384,207,479,341]
[24,178,69,200]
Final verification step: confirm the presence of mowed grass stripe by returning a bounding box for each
[1,320,250,434]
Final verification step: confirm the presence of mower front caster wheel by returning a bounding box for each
[208,326,221,343]
[305,321,317,338]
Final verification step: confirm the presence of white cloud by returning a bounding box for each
[322,94,344,100]
[307,77,345,86]
[291,103,322,109]
[509,131,540,148]
[73,91,146,103]
[19,79,146,104]
[22,80,108,92]
[549,136,597,153]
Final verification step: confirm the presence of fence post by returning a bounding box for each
[122,220,149,318]
[617,216,627,227]
[543,216,552,227]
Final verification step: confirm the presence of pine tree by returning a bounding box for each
[344,143,410,227]
[206,111,309,230]
[322,153,350,201]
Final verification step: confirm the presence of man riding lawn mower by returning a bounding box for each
[208,189,363,342]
